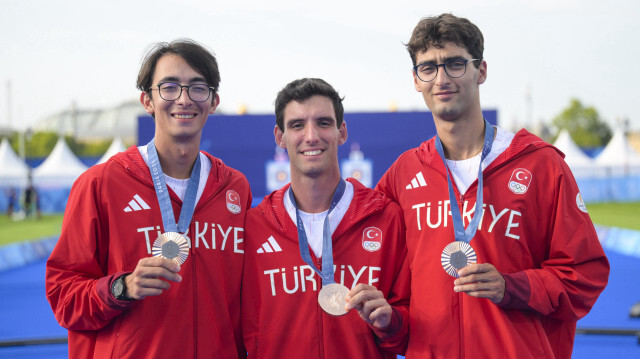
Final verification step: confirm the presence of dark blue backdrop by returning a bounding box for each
[138,110,498,197]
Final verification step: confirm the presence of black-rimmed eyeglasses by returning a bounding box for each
[413,58,480,82]
[149,83,215,102]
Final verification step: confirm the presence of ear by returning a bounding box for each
[477,60,487,85]
[209,93,220,115]
[338,121,348,145]
[274,125,286,149]
[140,92,154,115]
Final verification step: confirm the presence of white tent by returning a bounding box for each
[0,138,30,187]
[33,137,88,187]
[552,130,600,178]
[96,137,126,165]
[595,128,640,176]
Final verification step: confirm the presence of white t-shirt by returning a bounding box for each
[138,145,211,204]
[284,181,354,258]
[444,127,514,194]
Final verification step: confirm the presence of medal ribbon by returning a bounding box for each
[147,138,201,234]
[289,178,346,286]
[434,119,494,243]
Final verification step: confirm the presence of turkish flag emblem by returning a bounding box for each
[226,190,241,214]
[508,168,532,194]
[362,227,382,252]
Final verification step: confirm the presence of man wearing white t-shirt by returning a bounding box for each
[46,39,251,358]
[375,13,609,359]
[242,78,410,358]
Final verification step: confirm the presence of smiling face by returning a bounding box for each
[413,42,486,123]
[275,95,347,181]
[140,53,219,145]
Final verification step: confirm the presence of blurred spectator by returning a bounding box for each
[6,187,17,218]
[23,174,41,219]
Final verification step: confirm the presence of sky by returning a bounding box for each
[1,0,639,133]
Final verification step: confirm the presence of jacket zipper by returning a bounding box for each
[459,291,465,359]
[315,256,325,359]
[191,220,198,359]
[458,191,466,359]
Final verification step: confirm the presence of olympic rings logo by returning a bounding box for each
[227,203,241,214]
[363,241,381,251]
[509,181,527,194]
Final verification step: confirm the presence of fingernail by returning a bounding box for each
[345,304,351,310]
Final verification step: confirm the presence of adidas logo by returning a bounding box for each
[124,194,151,212]
[405,171,427,189]
[257,236,282,254]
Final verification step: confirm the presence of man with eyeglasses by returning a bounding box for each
[46,39,251,358]
[376,14,609,358]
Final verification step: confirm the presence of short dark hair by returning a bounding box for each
[137,39,220,98]
[406,13,484,68]
[274,78,344,132]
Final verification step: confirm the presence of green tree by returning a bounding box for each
[8,131,111,158]
[551,98,612,147]
[8,131,59,157]
[67,137,111,157]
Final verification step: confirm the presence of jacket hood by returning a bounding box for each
[255,178,391,235]
[105,145,233,205]
[415,128,563,174]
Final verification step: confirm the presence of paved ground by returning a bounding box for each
[0,250,638,358]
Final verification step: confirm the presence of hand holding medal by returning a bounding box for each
[344,283,393,328]
[453,263,506,303]
[123,256,183,300]
[117,139,197,301]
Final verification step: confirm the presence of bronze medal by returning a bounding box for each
[318,283,350,316]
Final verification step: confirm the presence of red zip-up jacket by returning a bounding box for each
[376,129,609,359]
[46,146,251,358]
[242,178,410,358]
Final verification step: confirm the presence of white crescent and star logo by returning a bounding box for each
[226,190,241,214]
[508,168,532,194]
[362,227,382,252]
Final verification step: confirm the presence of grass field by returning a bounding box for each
[0,214,64,246]
[586,201,640,230]
[0,202,638,245]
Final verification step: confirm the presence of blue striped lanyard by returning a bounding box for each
[147,138,201,234]
[434,119,494,244]
[288,178,346,285]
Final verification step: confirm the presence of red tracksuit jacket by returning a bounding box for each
[46,146,251,358]
[376,129,609,359]
[242,178,410,358]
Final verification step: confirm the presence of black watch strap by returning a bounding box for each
[111,274,134,301]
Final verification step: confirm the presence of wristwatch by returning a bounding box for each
[111,274,134,301]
